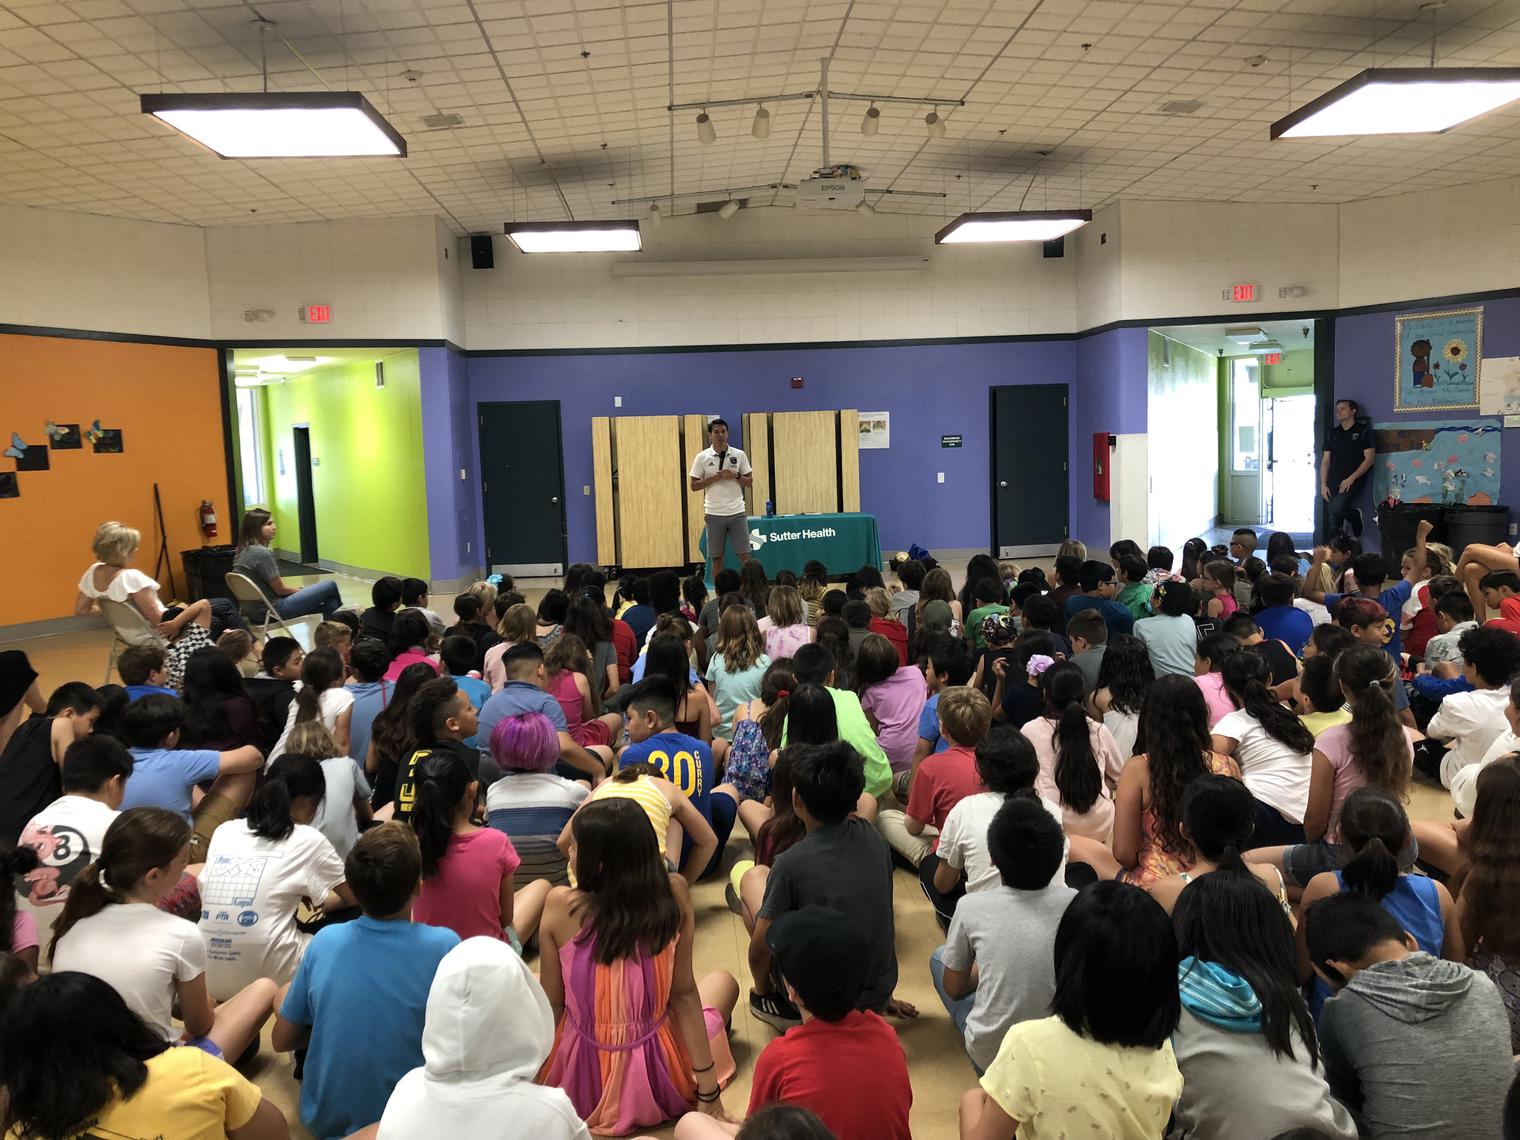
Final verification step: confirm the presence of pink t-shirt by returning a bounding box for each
[546,669,587,735]
[1020,715,1126,840]
[1212,591,1239,619]
[384,648,442,684]
[1316,723,1420,843]
[414,829,522,942]
[759,619,813,661]
[860,666,929,773]
[1196,672,1237,729]
[11,910,37,954]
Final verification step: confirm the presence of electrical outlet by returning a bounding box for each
[1511,523,1518,537]
[583,485,591,496]
[458,468,467,481]
[614,396,623,407]
[937,472,945,484]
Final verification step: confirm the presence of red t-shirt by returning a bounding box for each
[610,618,637,684]
[748,1011,912,1140]
[905,744,982,843]
[868,617,910,666]
[413,828,521,942]
[1405,583,1439,658]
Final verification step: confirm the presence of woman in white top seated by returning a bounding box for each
[76,520,246,638]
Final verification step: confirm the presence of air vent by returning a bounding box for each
[423,112,464,129]
[1159,99,1203,115]
[695,197,749,214]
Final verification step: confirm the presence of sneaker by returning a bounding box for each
[749,990,803,1031]
[1351,507,1364,536]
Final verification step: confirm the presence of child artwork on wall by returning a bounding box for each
[85,420,123,454]
[45,421,81,449]
[0,472,16,499]
[4,432,49,470]
[1373,420,1501,506]
[1395,307,1482,411]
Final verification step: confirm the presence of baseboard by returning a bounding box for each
[0,614,109,644]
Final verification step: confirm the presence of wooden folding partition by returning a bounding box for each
[591,414,712,569]
[742,412,771,513]
[751,408,861,515]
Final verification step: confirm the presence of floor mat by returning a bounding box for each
[275,558,331,578]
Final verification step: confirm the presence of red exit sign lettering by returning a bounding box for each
[299,304,332,324]
[1228,283,1257,303]
[1264,352,1282,365]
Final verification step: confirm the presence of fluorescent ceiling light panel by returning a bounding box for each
[503,221,642,253]
[140,92,406,157]
[1270,67,1520,138]
[934,210,1092,244]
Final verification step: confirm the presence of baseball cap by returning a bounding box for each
[765,905,868,1018]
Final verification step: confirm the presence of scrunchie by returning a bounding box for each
[775,689,791,699]
[1026,654,1055,678]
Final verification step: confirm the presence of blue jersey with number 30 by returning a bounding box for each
[619,730,714,823]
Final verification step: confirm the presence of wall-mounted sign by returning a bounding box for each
[1222,283,1258,302]
[941,434,962,448]
[1263,352,1282,365]
[298,304,332,323]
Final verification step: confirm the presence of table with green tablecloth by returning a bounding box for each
[700,512,881,583]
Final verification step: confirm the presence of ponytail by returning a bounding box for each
[248,755,326,842]
[759,661,796,754]
[49,807,190,962]
[411,752,475,879]
[1222,649,1314,754]
[1215,844,1248,874]
[1336,645,1411,797]
[1042,662,1101,813]
[1338,786,1407,901]
[294,647,345,728]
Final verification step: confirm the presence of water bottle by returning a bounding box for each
[765,499,775,517]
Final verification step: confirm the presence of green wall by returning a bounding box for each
[258,350,429,578]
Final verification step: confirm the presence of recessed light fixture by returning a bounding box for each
[139,91,406,157]
[934,210,1092,244]
[1270,67,1520,138]
[696,110,716,144]
[503,221,642,253]
[752,105,770,139]
[1225,326,1267,342]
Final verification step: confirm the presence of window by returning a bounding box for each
[235,387,266,508]
[1231,358,1261,472]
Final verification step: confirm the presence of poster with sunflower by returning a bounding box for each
[1395,306,1482,411]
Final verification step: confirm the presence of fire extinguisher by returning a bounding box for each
[199,500,218,540]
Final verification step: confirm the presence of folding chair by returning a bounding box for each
[225,571,316,648]
[98,598,167,685]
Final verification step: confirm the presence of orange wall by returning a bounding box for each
[0,333,228,626]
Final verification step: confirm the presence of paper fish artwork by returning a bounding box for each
[1374,420,1501,506]
[4,432,49,471]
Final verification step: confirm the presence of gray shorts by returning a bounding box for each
[706,512,750,562]
[1282,833,1420,887]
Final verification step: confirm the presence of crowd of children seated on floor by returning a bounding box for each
[4,515,1520,1139]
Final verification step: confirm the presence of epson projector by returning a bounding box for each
[797,167,866,210]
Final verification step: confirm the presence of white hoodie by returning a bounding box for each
[378,937,590,1140]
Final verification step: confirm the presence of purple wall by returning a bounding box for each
[418,346,479,582]
[1072,327,1150,548]
[459,339,1087,566]
[1333,298,1520,552]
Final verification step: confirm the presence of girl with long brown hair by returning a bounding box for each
[1452,754,1520,1050]
[707,603,770,748]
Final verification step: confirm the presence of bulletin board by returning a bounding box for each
[1394,307,1482,412]
[1373,419,1502,506]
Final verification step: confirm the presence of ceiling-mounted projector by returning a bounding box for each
[797,164,866,210]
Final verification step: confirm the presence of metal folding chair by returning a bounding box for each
[224,571,315,648]
[98,598,167,684]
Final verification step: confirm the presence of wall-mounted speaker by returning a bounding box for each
[469,235,494,270]
[1042,237,1065,259]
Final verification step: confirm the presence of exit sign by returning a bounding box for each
[1225,283,1257,303]
[1263,352,1282,365]
[298,304,332,324]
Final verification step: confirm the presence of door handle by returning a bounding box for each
[551,496,560,504]
[998,481,1008,488]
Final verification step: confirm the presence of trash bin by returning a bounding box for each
[1375,504,1444,557]
[181,544,238,603]
[1443,505,1510,554]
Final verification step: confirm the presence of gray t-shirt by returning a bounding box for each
[232,544,280,618]
[1134,613,1197,677]
[1319,953,1514,1140]
[940,881,1076,1070]
[760,818,896,1012]
[1072,645,1106,698]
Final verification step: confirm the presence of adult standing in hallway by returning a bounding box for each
[1320,399,1375,541]
[689,417,754,577]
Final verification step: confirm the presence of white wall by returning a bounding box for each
[1147,331,1219,546]
[435,217,464,348]
[1074,204,1123,330]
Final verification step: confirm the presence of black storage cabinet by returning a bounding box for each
[182,545,238,602]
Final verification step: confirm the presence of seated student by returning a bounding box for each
[117,645,177,701]
[288,722,372,860]
[312,619,353,670]
[245,636,304,752]
[118,695,262,861]
[1193,631,1243,728]
[1171,864,1357,1140]
[1132,578,1198,680]
[878,686,990,870]
[698,567,742,639]
[1090,633,1151,760]
[750,741,913,1029]
[346,639,393,768]
[568,762,717,885]
[958,881,1182,1140]
[1063,560,1135,637]
[383,611,441,685]
[444,592,502,672]
[1200,560,1240,621]
[1423,588,1479,667]
[365,664,438,811]
[1064,609,1108,698]
[620,677,738,878]
[841,598,873,656]
[483,602,536,692]
[1254,572,1315,657]
[1142,543,1175,584]
[1012,594,1070,657]
[759,584,814,662]
[1113,553,1154,623]
[915,634,974,764]
[864,586,910,666]
[198,755,353,1001]
[477,643,606,785]
[1145,774,1290,915]
[16,735,132,951]
[987,633,1060,730]
[932,798,1076,1074]
[1306,892,1512,1140]
[1481,569,1520,634]
[269,646,354,763]
[0,682,101,846]
[544,634,621,754]
[537,797,737,1132]
[1022,661,1124,840]
[401,576,446,638]
[706,603,771,746]
[1424,625,1520,786]
[392,677,480,824]
[156,606,216,693]
[1305,522,1432,662]
[1296,654,1354,737]
[274,824,459,1138]
[1045,554,1083,629]
[439,634,491,748]
[620,576,658,646]
[486,712,590,888]
[217,628,262,679]
[376,937,590,1140]
[0,973,289,1140]
[965,578,1010,653]
[855,633,928,779]
[362,575,405,644]
[51,807,276,1057]
[1210,649,1316,847]
[1402,563,1458,661]
[1223,611,1299,692]
[781,644,892,802]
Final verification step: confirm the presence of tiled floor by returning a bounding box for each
[3,565,1456,1140]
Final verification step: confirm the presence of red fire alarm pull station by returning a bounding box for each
[1093,433,1113,501]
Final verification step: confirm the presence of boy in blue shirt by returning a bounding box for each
[1306,519,1431,660]
[914,634,973,773]
[439,635,490,749]
[116,644,177,701]
[1061,561,1134,637]
[274,822,459,1140]
[619,676,737,877]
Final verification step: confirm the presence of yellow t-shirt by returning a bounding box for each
[981,1015,1182,1140]
[13,1046,265,1140]
[1301,707,1354,738]
[570,774,673,885]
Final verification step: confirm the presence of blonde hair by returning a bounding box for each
[766,585,805,629]
[1057,539,1087,562]
[498,603,536,643]
[313,621,353,651]
[864,587,892,619]
[716,605,767,673]
[92,521,140,566]
[998,560,1020,583]
[287,720,341,760]
[216,629,255,662]
[467,581,498,616]
[938,686,993,746]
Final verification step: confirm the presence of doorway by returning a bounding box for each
[990,384,1069,556]
[291,426,318,565]
[1264,394,1317,533]
[479,401,567,576]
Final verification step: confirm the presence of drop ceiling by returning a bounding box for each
[1157,318,1316,356]
[1,0,1519,234]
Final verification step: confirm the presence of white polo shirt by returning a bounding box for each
[689,446,751,516]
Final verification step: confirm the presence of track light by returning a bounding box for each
[696,110,716,144]
[861,103,880,136]
[925,109,947,138]
[752,104,770,139]
[647,202,662,228]
[717,199,741,220]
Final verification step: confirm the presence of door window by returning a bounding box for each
[1231,359,1261,473]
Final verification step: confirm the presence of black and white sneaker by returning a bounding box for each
[749,990,803,1030]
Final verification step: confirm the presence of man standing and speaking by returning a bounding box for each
[689,417,754,576]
